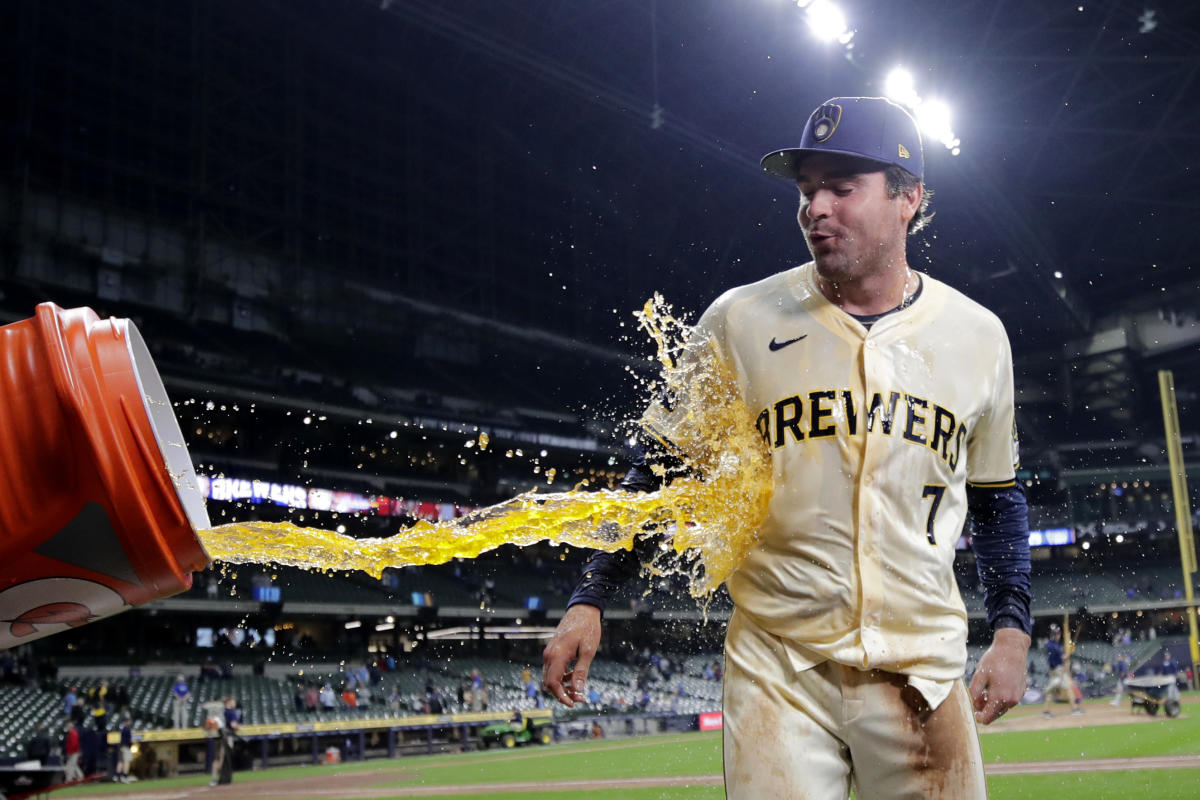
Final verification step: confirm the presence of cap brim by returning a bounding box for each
[760,148,908,180]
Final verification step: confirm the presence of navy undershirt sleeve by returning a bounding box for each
[566,445,682,614]
[967,483,1033,635]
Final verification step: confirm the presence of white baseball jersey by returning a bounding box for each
[649,261,1019,689]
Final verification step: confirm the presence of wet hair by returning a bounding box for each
[884,165,934,235]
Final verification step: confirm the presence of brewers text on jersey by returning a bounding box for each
[755,387,968,471]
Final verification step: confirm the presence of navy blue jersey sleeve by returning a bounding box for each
[967,483,1032,635]
[566,444,684,614]
[566,544,642,613]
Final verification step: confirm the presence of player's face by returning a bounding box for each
[795,155,917,283]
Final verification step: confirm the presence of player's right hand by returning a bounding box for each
[542,603,602,707]
[969,627,1031,725]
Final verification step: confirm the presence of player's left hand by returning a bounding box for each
[969,626,1031,725]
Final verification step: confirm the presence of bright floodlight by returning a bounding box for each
[883,68,962,154]
[802,1,853,44]
[915,99,959,151]
[885,68,919,108]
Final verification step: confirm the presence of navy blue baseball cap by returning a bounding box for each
[761,96,924,181]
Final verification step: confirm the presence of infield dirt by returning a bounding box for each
[980,696,1191,734]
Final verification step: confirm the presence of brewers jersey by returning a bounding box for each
[648,261,1019,689]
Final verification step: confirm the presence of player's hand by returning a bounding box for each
[969,627,1031,725]
[542,603,602,707]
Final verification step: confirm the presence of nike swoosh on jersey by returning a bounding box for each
[768,334,808,351]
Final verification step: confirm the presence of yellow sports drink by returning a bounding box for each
[203,295,773,599]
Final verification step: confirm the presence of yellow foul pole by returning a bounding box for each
[1157,370,1199,688]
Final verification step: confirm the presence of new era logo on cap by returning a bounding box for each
[761,96,924,181]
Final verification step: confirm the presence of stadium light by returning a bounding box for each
[799,0,854,45]
[916,100,958,151]
[344,620,362,629]
[884,68,919,108]
[884,68,961,155]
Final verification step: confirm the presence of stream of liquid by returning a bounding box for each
[199,295,773,598]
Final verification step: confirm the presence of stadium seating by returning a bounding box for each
[0,685,61,759]
[6,624,1181,765]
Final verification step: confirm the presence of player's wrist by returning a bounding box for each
[565,601,604,622]
[991,625,1031,650]
[991,614,1031,636]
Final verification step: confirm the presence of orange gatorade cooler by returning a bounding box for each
[0,303,211,649]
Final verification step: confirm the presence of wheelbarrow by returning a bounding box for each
[1125,674,1182,717]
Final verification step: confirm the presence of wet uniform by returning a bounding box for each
[571,263,1031,798]
[567,96,1031,799]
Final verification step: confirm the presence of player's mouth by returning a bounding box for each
[808,231,838,249]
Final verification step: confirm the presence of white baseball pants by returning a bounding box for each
[722,610,987,799]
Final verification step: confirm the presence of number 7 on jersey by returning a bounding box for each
[921,484,946,545]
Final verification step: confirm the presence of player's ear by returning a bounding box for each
[899,182,922,223]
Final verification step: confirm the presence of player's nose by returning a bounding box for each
[803,189,834,222]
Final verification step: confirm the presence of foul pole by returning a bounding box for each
[1158,370,1199,689]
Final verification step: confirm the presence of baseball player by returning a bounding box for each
[1041,623,1082,716]
[543,96,1032,799]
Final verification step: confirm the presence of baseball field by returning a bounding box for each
[57,692,1200,799]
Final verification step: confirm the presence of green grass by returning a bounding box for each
[56,693,1200,799]
[981,710,1200,763]
[369,734,722,787]
[987,770,1200,800]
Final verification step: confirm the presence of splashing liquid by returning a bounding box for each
[199,295,773,599]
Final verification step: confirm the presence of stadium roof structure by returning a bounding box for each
[1,0,1198,471]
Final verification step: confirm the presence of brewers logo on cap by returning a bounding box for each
[760,96,924,181]
[810,103,842,142]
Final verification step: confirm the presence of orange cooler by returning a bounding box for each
[0,303,211,649]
